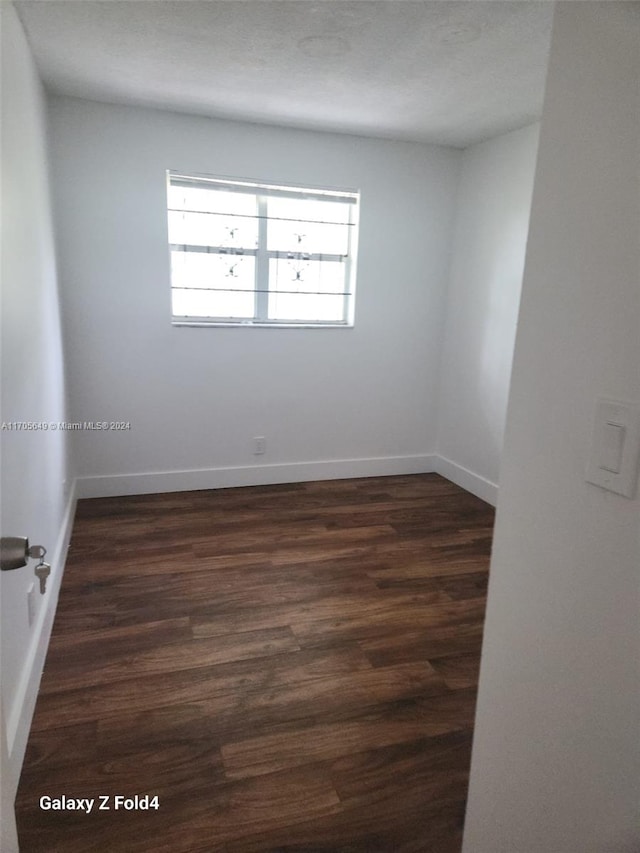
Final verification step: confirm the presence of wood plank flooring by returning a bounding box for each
[15,473,494,852]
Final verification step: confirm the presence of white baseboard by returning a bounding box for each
[76,455,439,498]
[434,455,498,506]
[75,455,499,504]
[7,480,77,770]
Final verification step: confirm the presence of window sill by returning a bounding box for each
[171,319,355,329]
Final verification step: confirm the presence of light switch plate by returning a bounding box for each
[598,421,624,473]
[586,399,640,498]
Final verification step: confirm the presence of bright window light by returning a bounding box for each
[167,172,359,327]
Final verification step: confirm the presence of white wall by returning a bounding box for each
[463,3,640,851]
[436,124,539,504]
[48,97,460,497]
[0,1,74,830]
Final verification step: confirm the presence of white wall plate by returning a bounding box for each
[586,399,640,498]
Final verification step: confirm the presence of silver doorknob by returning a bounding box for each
[0,536,29,571]
[1,537,48,572]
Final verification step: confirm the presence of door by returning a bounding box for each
[0,692,19,852]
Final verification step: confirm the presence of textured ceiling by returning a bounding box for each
[15,0,554,148]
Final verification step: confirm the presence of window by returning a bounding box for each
[167,172,359,327]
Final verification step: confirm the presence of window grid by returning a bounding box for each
[167,172,359,328]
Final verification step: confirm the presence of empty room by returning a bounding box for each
[1,2,639,851]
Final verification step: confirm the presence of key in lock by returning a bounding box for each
[30,545,50,594]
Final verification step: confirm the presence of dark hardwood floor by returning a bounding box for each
[15,473,494,852]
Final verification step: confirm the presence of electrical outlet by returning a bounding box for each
[27,582,36,627]
[253,436,266,455]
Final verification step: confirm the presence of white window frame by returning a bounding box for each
[167,171,359,328]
